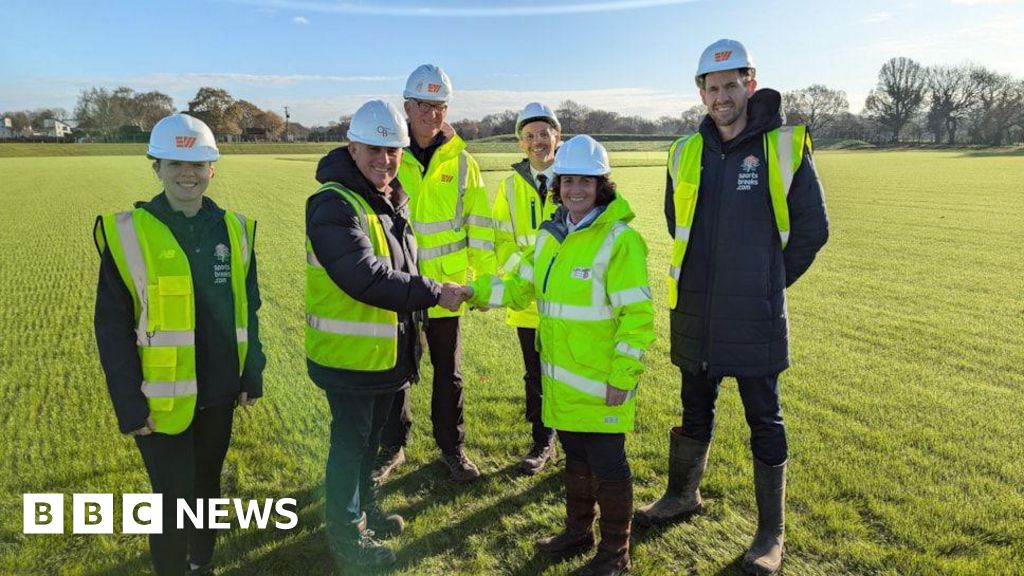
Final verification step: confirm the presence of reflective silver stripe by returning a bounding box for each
[542,362,636,401]
[307,250,322,268]
[455,151,469,230]
[669,137,687,189]
[467,238,495,251]
[496,220,515,233]
[487,276,505,307]
[538,300,613,321]
[515,233,536,246]
[615,341,644,360]
[504,175,517,232]
[413,219,458,235]
[114,211,150,335]
[780,230,791,246]
[419,240,466,261]
[669,265,682,281]
[518,260,534,283]
[465,215,495,229]
[534,230,550,262]
[138,330,194,347]
[236,327,248,343]
[777,126,795,196]
[501,251,521,274]
[608,286,652,308]
[306,313,397,338]
[235,213,251,268]
[142,380,198,398]
[591,222,628,307]
[674,226,690,242]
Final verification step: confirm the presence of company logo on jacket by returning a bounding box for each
[737,155,761,191]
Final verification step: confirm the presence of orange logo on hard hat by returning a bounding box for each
[427,83,441,93]
[714,51,733,62]
[175,136,197,148]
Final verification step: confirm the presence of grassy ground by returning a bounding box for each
[0,149,1021,575]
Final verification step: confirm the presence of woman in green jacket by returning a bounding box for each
[464,135,654,576]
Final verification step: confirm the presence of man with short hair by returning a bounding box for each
[635,39,829,576]
[306,99,465,568]
[492,102,562,474]
[374,64,497,484]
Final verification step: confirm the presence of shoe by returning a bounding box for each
[576,477,633,576]
[328,513,396,568]
[440,449,481,483]
[186,564,214,576]
[371,446,405,486]
[365,502,405,539]
[520,440,556,475]
[535,460,596,558]
[634,427,709,527]
[742,459,786,575]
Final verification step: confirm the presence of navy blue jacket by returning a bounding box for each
[665,89,829,378]
[307,146,441,394]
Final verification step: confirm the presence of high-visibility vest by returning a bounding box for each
[305,182,399,372]
[666,126,809,309]
[399,132,496,318]
[96,208,254,435]
[493,170,558,328]
[472,197,655,433]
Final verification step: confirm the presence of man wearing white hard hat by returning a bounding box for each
[94,113,266,576]
[491,102,562,474]
[636,39,829,575]
[306,99,466,568]
[373,64,497,485]
[463,135,654,576]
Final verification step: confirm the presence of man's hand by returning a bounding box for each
[238,391,258,408]
[128,416,156,437]
[438,282,468,312]
[605,385,629,407]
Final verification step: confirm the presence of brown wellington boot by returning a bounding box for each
[535,460,597,558]
[577,477,632,576]
[742,459,786,575]
[634,427,709,527]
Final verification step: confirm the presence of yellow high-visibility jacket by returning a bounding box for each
[470,196,655,433]
[399,125,496,318]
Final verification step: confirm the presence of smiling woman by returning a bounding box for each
[153,159,215,215]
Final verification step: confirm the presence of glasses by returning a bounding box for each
[410,99,448,114]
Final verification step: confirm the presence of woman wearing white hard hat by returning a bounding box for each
[93,113,266,576]
[463,135,655,575]
[306,100,466,569]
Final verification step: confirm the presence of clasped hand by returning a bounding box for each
[438,283,475,312]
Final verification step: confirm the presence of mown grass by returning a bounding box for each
[0,149,1021,575]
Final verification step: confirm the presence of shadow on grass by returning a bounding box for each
[956,148,1024,157]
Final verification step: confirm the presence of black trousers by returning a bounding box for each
[381,316,464,453]
[134,403,235,576]
[517,327,554,446]
[557,430,631,481]
[324,390,395,538]
[680,369,788,465]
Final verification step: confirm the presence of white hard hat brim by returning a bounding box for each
[147,145,220,162]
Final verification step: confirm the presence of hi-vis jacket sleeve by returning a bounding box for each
[469,242,537,312]
[605,229,656,392]
[492,176,519,274]
[463,158,497,279]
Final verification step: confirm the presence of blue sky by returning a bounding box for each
[2,0,1022,126]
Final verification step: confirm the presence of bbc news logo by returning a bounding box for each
[23,494,298,534]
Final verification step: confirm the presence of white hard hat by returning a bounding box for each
[347,100,410,147]
[148,113,219,162]
[515,102,561,139]
[695,39,755,87]
[552,135,611,177]
[403,64,453,102]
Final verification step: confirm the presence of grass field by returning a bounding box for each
[0,147,1022,575]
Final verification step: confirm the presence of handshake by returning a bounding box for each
[438,283,475,312]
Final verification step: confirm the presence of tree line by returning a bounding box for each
[3,57,1022,145]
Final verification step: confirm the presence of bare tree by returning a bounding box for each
[188,87,239,139]
[782,85,849,135]
[585,109,619,133]
[865,57,927,143]
[556,100,589,134]
[968,70,1024,145]
[680,104,705,135]
[926,65,982,144]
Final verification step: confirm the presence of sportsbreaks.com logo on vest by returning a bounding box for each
[737,155,761,191]
[23,494,298,534]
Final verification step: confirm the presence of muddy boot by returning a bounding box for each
[535,460,597,558]
[577,477,632,576]
[742,459,786,575]
[371,445,405,486]
[328,512,396,569]
[361,485,405,539]
[520,438,557,475]
[634,427,709,527]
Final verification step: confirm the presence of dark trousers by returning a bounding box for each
[517,327,554,446]
[134,403,235,576]
[680,369,787,466]
[325,389,395,537]
[557,430,631,481]
[381,316,464,453]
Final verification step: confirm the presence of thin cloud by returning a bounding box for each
[227,0,701,18]
[292,15,310,24]
[859,11,892,23]
[138,72,401,87]
[951,0,1012,5]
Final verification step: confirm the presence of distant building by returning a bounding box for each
[0,117,13,139]
[43,118,73,138]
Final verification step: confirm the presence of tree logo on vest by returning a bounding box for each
[738,155,760,191]
[571,267,592,280]
[214,244,231,285]
[215,244,230,263]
